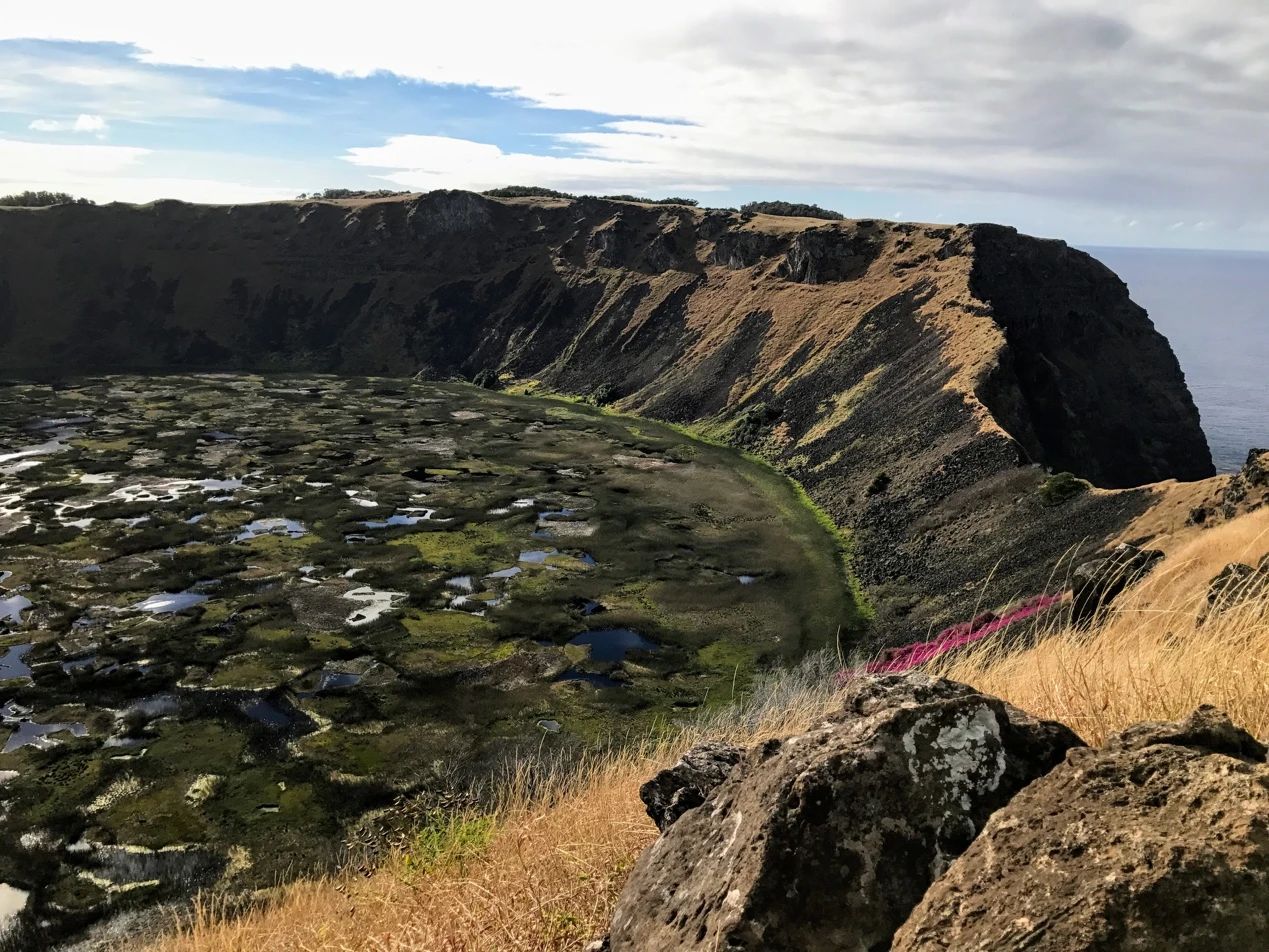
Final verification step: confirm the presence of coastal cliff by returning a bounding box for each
[0,192,1214,637]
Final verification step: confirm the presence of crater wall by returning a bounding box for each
[0,192,1214,637]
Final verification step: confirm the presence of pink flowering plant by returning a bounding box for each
[843,593,1064,678]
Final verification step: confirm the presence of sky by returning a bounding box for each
[1,1,1267,250]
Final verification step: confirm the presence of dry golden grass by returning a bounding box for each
[931,506,1269,744]
[146,511,1269,952]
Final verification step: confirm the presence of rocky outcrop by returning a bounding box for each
[607,676,1082,951]
[893,706,1269,950]
[0,193,1213,637]
[775,224,883,283]
[970,224,1213,487]
[1204,555,1269,619]
[1070,541,1164,623]
[710,229,783,269]
[1221,448,1269,518]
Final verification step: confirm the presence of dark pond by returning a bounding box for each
[0,644,32,681]
[566,627,658,663]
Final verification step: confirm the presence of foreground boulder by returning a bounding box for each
[607,676,1082,951]
[893,706,1269,951]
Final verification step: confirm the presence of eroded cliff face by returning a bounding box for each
[0,192,1213,637]
[970,224,1213,488]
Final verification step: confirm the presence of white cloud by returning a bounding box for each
[2,2,1268,237]
[0,136,144,178]
[0,46,291,124]
[343,134,719,194]
[27,113,108,133]
[63,176,295,205]
[0,137,293,204]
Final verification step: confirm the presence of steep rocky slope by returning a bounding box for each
[0,192,1214,639]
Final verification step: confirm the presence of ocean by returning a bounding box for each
[1088,246,1269,474]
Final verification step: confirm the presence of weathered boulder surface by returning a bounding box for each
[1070,541,1163,623]
[836,674,1083,772]
[893,706,1269,951]
[639,741,743,831]
[837,671,979,715]
[607,676,1082,952]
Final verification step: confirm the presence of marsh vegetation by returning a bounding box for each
[0,374,860,941]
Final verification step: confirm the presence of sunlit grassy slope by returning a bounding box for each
[931,506,1269,743]
[148,510,1269,952]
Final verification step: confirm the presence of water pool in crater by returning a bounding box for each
[0,643,33,681]
[567,627,659,663]
[0,597,32,627]
[0,372,863,941]
[133,591,210,614]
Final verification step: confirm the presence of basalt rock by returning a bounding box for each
[1204,558,1269,618]
[1221,448,1269,519]
[837,673,1083,771]
[1071,542,1164,623]
[893,706,1269,951]
[837,671,980,716]
[969,224,1213,488]
[776,224,882,283]
[711,229,784,269]
[639,741,743,831]
[606,676,1082,952]
[1110,704,1267,759]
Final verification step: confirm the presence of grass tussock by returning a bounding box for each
[147,512,1269,952]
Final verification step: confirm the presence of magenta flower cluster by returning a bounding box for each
[844,593,1064,678]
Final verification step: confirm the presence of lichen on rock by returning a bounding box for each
[893,705,1269,951]
[606,675,1081,951]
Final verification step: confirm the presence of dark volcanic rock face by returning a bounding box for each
[776,223,883,283]
[0,192,1212,636]
[971,224,1214,488]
